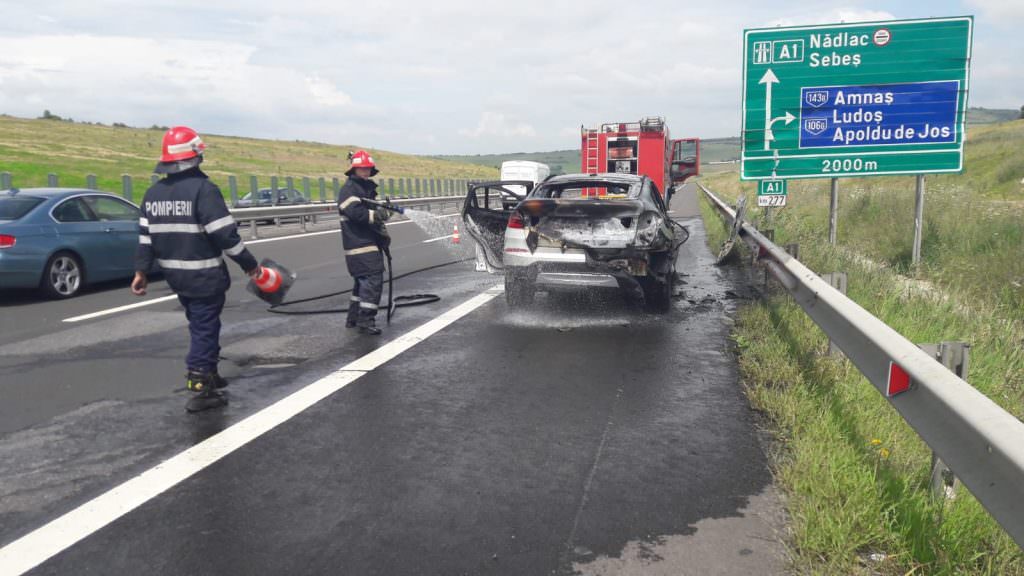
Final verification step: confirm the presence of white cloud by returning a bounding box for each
[966,0,1024,24]
[0,1,1018,155]
[305,75,352,107]
[768,9,896,27]
[459,112,537,139]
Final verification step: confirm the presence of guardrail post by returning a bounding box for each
[784,243,800,260]
[0,172,10,189]
[415,178,422,198]
[406,178,413,198]
[318,177,326,203]
[271,176,281,226]
[228,175,239,207]
[122,175,133,201]
[821,272,848,355]
[48,173,59,187]
[429,179,436,197]
[919,342,969,501]
[249,218,259,240]
[302,177,313,226]
[388,178,395,197]
[86,174,97,190]
[332,177,340,202]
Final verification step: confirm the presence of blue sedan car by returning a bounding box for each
[0,188,141,298]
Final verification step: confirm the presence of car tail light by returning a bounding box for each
[0,234,15,249]
[507,213,525,229]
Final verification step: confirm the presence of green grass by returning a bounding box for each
[697,118,1024,574]
[0,115,499,202]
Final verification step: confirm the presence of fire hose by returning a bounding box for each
[266,196,451,322]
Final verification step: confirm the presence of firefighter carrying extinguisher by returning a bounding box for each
[132,126,262,413]
[337,150,391,335]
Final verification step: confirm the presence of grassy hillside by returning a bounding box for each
[699,118,1024,574]
[0,115,498,199]
[967,106,1020,125]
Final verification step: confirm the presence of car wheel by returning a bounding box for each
[41,251,85,299]
[643,272,674,313]
[505,271,535,307]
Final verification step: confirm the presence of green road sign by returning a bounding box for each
[741,16,973,180]
[758,180,787,195]
[758,179,787,206]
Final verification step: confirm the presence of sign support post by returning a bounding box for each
[828,178,839,245]
[913,174,926,267]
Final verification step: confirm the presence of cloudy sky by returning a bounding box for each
[0,0,1019,154]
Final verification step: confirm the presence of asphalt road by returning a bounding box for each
[0,184,785,575]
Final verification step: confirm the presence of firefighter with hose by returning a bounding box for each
[337,150,392,335]
[131,126,262,413]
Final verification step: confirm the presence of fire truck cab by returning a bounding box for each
[581,117,699,202]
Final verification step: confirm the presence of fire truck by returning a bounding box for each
[580,117,700,199]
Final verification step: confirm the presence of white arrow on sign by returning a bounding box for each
[759,68,795,151]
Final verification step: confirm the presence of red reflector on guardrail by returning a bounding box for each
[887,362,911,397]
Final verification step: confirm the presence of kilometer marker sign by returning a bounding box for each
[741,16,973,180]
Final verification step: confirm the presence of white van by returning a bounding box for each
[499,161,550,197]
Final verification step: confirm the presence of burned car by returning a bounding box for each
[462,173,687,312]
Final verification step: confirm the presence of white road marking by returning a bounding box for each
[423,234,455,244]
[62,212,463,323]
[61,295,180,323]
[0,285,503,575]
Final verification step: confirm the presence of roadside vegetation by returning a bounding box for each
[0,115,498,202]
[698,118,1024,574]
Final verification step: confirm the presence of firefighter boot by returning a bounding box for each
[185,371,228,413]
[357,317,382,336]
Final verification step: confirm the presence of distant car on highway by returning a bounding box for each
[0,188,141,298]
[234,187,310,208]
[462,173,687,311]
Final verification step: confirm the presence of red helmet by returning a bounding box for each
[160,126,206,163]
[345,150,378,176]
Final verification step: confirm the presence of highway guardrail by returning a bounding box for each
[229,196,463,239]
[699,181,1024,548]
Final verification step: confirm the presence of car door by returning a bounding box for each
[51,196,113,280]
[461,180,533,271]
[669,138,700,185]
[81,195,141,277]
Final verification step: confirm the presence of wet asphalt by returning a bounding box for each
[0,185,785,575]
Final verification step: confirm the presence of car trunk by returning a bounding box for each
[517,198,655,252]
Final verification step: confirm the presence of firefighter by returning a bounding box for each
[337,150,392,335]
[131,126,261,413]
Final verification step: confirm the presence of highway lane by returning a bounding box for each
[0,214,461,345]
[1,185,785,575]
[0,214,470,434]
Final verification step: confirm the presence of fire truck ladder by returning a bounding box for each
[584,129,600,174]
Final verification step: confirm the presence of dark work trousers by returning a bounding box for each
[178,293,226,373]
[347,272,384,325]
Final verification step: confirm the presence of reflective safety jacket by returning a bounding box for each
[135,168,258,298]
[337,176,385,277]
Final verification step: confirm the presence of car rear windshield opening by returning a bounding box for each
[0,196,45,220]
[532,183,634,200]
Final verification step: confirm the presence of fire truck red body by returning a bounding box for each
[580,117,700,196]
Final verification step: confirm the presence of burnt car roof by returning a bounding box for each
[544,173,647,185]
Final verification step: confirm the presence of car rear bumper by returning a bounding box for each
[535,271,620,289]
